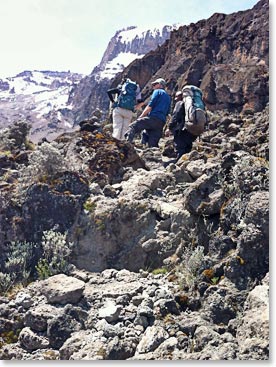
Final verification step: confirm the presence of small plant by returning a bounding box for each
[0,240,35,294]
[0,272,13,294]
[175,245,205,289]
[36,228,74,279]
[151,267,168,275]
[17,142,69,193]
[0,329,21,345]
[95,218,105,231]
[35,259,53,280]
[210,277,220,285]
[83,199,97,212]
[0,149,12,157]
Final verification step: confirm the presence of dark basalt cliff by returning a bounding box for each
[113,0,269,114]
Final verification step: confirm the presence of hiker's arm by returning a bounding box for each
[168,102,184,131]
[136,90,153,109]
[139,105,152,118]
[107,88,120,103]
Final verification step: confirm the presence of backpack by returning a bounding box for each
[182,85,207,136]
[117,79,137,111]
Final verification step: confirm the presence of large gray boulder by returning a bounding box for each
[40,274,85,304]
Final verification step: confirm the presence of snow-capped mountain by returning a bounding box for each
[69,24,179,124]
[0,70,83,142]
[98,25,178,80]
[0,24,178,141]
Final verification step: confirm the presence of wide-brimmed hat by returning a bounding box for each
[151,78,166,88]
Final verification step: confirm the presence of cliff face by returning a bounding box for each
[116,0,269,113]
[69,25,177,124]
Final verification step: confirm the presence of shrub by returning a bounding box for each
[151,267,168,275]
[175,245,205,289]
[0,241,35,293]
[0,120,31,151]
[36,229,74,279]
[18,142,69,192]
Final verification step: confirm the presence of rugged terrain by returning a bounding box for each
[0,0,269,361]
[0,103,269,360]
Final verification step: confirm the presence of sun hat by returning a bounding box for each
[151,78,166,88]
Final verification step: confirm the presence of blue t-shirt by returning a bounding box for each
[148,89,171,122]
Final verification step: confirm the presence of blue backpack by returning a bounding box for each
[117,79,137,111]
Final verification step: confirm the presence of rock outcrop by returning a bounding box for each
[116,0,269,114]
[0,102,269,360]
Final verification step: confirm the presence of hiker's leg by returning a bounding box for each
[120,109,133,140]
[147,128,163,147]
[126,117,151,142]
[141,130,149,146]
[174,131,186,157]
[112,108,124,140]
[175,129,197,160]
[146,118,165,147]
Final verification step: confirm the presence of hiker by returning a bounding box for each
[107,76,142,140]
[125,78,171,148]
[166,90,197,161]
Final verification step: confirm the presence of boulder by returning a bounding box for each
[40,274,85,304]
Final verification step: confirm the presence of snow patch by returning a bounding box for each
[118,24,174,44]
[99,52,143,80]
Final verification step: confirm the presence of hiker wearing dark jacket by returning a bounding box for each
[107,76,142,140]
[166,91,196,160]
[125,78,171,147]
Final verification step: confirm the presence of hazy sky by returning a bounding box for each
[0,0,259,78]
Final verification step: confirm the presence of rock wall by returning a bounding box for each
[118,0,269,113]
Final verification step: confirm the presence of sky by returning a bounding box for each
[0,0,261,79]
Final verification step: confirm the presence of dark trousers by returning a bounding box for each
[174,128,197,159]
[127,116,165,147]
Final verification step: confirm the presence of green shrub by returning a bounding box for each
[176,245,205,289]
[36,229,74,279]
[151,268,168,275]
[17,142,69,192]
[0,241,35,294]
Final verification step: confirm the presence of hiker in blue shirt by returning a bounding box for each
[125,78,171,148]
